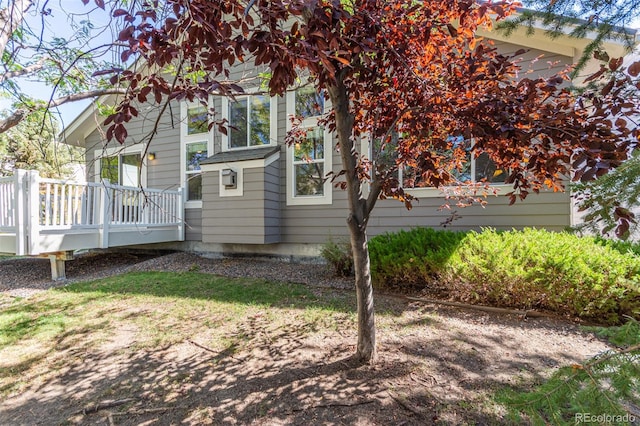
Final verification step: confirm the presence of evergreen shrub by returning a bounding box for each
[368,228,640,324]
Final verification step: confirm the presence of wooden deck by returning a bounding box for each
[0,170,184,279]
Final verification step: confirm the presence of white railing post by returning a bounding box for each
[98,182,111,248]
[26,170,41,255]
[13,170,26,255]
[177,187,185,241]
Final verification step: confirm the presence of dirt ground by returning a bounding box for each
[0,253,614,425]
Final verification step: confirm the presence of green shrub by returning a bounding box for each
[368,227,640,324]
[594,236,640,257]
[368,227,466,290]
[321,238,353,277]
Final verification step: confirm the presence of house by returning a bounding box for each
[2,17,635,275]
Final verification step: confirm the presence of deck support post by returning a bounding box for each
[46,251,74,281]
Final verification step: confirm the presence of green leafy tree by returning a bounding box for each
[0,110,83,178]
[0,0,126,134]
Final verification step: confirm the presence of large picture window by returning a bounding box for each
[376,135,506,190]
[286,87,332,205]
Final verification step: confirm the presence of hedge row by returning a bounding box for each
[367,228,640,324]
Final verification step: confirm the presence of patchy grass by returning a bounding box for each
[0,271,616,425]
[0,272,353,398]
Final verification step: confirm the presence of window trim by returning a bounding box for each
[94,144,147,188]
[181,101,213,208]
[285,89,333,206]
[370,135,512,198]
[221,94,278,152]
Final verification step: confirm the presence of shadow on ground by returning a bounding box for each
[0,291,611,425]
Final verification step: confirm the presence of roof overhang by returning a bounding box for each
[58,100,102,147]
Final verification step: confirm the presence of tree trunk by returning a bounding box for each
[348,216,377,363]
[327,78,377,363]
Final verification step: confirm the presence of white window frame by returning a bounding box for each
[181,101,213,208]
[94,144,147,188]
[371,136,512,198]
[221,94,278,151]
[285,89,333,206]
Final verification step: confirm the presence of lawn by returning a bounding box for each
[0,271,615,425]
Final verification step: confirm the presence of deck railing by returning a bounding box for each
[0,169,184,255]
[0,175,15,230]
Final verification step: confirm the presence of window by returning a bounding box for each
[375,135,506,191]
[186,105,208,135]
[95,148,145,187]
[286,87,332,205]
[185,141,208,201]
[222,94,277,150]
[181,102,212,206]
[100,153,142,187]
[295,86,325,119]
[293,127,325,196]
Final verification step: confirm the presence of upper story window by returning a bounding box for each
[181,102,213,206]
[295,86,324,119]
[187,105,208,135]
[286,87,332,205]
[222,94,278,151]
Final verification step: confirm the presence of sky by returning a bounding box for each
[0,0,118,128]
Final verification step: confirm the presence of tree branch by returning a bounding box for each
[0,108,27,133]
[0,58,46,84]
[47,88,127,109]
[0,88,127,134]
[0,0,34,55]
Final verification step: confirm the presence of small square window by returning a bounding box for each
[295,86,324,118]
[187,106,208,135]
[186,142,208,171]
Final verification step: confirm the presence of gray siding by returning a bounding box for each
[84,100,181,190]
[81,39,576,253]
[201,161,281,244]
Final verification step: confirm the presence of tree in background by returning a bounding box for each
[0,110,83,178]
[0,0,125,134]
[103,0,635,362]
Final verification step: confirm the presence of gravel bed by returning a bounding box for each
[0,251,353,298]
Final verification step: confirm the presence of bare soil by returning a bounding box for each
[0,252,613,425]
